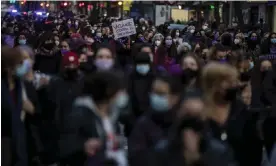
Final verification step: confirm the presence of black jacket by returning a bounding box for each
[149,134,238,166]
[1,76,28,166]
[37,75,83,164]
[59,96,124,166]
[207,99,263,166]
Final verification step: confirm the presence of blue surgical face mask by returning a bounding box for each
[271,38,276,44]
[16,60,32,78]
[61,49,69,54]
[249,61,254,70]
[18,39,26,45]
[114,93,129,108]
[150,93,169,112]
[136,64,150,75]
[165,39,172,46]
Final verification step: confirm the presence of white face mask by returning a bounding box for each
[96,33,102,37]
[202,25,208,30]
[234,38,240,44]
[55,41,60,46]
[142,27,146,31]
[155,40,161,46]
[54,20,58,24]
[176,32,180,36]
[190,29,195,34]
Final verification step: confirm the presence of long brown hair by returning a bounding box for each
[201,62,238,116]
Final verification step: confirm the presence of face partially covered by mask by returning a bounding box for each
[94,48,114,70]
[16,59,32,78]
[113,91,129,108]
[165,39,173,46]
[136,64,150,75]
[64,67,78,79]
[155,39,161,46]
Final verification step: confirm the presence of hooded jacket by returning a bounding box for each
[59,96,126,166]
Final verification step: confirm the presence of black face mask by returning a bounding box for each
[43,43,55,50]
[79,62,93,73]
[261,69,272,80]
[224,87,239,101]
[240,71,251,82]
[64,68,78,79]
[182,68,199,84]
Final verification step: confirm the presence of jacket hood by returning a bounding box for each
[74,96,120,124]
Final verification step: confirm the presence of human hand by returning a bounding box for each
[84,138,101,156]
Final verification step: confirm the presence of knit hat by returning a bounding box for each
[62,52,79,67]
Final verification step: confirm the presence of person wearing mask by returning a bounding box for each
[192,31,205,47]
[34,32,63,75]
[38,51,83,165]
[152,33,165,69]
[261,32,276,54]
[14,34,28,47]
[95,29,103,43]
[180,53,202,90]
[2,46,33,166]
[208,43,228,63]
[60,40,71,55]
[202,62,263,166]
[176,42,192,63]
[59,71,128,166]
[247,32,261,59]
[83,34,95,56]
[93,45,117,71]
[251,59,273,108]
[128,52,155,123]
[139,43,155,62]
[164,35,177,69]
[128,74,181,166]
[183,25,196,43]
[17,46,44,165]
[233,33,246,50]
[69,33,85,52]
[172,29,183,47]
[150,113,239,166]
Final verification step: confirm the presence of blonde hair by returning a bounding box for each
[201,62,238,115]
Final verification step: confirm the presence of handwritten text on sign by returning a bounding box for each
[112,19,136,39]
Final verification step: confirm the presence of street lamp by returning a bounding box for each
[178,5,182,9]
[118,1,123,6]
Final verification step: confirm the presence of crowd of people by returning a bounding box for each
[1,11,276,166]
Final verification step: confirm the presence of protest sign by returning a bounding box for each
[112,18,136,39]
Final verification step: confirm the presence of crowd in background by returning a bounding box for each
[1,10,276,166]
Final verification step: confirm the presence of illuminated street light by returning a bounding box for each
[46,3,49,7]
[118,1,123,6]
[178,5,182,9]
[40,3,44,7]
[64,2,68,6]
